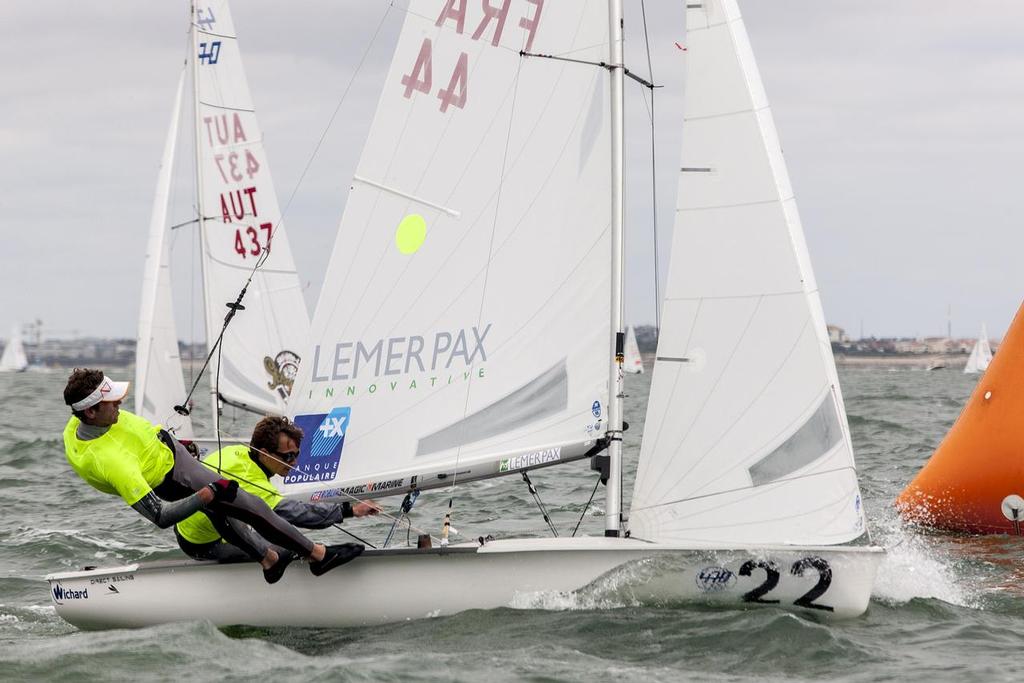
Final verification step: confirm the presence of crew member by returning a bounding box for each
[62,368,362,583]
[175,416,379,569]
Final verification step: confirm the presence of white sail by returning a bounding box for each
[135,69,193,437]
[963,324,992,374]
[285,0,612,499]
[0,324,28,372]
[629,0,867,546]
[623,325,644,374]
[193,1,309,417]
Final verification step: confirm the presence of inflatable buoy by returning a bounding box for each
[896,301,1024,534]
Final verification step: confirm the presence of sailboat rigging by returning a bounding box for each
[49,0,882,630]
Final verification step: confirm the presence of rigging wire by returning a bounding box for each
[639,0,662,334]
[277,2,395,226]
[521,472,559,537]
[442,55,526,539]
[571,476,603,537]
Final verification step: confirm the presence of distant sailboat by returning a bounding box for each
[49,0,882,630]
[0,324,28,373]
[898,306,1023,533]
[623,325,644,374]
[963,324,993,374]
[134,0,310,439]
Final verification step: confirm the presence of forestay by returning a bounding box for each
[285,0,612,501]
[629,0,867,545]
[135,70,193,437]
[193,0,309,416]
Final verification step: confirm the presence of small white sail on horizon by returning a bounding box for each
[0,324,28,373]
[623,325,644,374]
[964,324,993,374]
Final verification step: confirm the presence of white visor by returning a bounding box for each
[70,376,130,411]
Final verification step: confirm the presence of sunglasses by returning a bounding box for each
[275,449,300,463]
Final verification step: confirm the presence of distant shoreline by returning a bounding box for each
[833,353,967,368]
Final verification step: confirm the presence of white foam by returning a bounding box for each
[870,514,974,608]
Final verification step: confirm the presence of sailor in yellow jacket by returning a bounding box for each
[62,368,362,584]
[175,416,378,566]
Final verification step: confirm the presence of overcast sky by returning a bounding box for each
[2,1,1022,343]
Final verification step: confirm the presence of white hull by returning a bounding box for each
[47,537,883,630]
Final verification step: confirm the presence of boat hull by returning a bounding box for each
[46,537,883,630]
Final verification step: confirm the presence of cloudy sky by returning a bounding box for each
[2,1,1022,343]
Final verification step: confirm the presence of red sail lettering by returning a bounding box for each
[472,0,511,47]
[401,38,433,99]
[232,113,247,142]
[438,52,468,113]
[228,190,246,221]
[435,0,466,33]
[213,115,230,144]
[519,0,543,52]
[243,186,258,217]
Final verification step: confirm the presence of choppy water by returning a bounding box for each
[1,366,1021,682]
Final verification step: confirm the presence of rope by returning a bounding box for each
[572,476,603,537]
[522,471,558,537]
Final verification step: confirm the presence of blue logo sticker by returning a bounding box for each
[695,566,736,593]
[285,407,351,484]
[592,400,601,418]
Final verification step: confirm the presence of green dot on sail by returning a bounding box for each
[395,214,427,254]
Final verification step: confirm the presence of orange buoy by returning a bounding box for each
[897,301,1024,534]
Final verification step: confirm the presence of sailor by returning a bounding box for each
[175,415,379,567]
[62,368,362,583]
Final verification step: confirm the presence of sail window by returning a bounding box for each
[747,395,842,486]
[416,360,568,456]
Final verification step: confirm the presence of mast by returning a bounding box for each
[190,1,219,434]
[605,0,625,537]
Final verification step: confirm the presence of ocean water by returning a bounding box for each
[0,366,1020,682]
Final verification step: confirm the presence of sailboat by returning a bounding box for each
[963,324,993,374]
[623,325,644,374]
[133,0,310,441]
[898,306,1022,533]
[0,324,28,373]
[48,0,882,630]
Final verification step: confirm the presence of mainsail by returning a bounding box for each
[0,324,28,372]
[629,0,867,545]
[285,0,612,500]
[964,324,992,374]
[135,69,193,436]
[192,0,310,418]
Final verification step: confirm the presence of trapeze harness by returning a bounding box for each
[174,444,353,562]
[63,410,315,558]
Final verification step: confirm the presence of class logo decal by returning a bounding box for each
[695,566,736,593]
[51,584,88,605]
[265,350,301,399]
[285,407,351,485]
